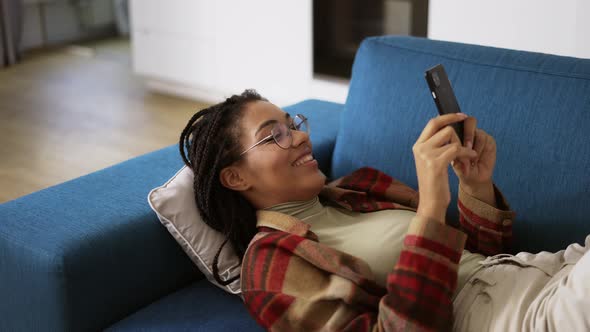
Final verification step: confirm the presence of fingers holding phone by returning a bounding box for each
[413,113,478,223]
[462,116,477,150]
[452,127,497,187]
[453,116,477,175]
[423,64,498,208]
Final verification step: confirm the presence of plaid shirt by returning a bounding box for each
[241,167,515,331]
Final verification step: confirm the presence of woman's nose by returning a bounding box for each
[291,129,310,148]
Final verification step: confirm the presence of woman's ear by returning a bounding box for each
[219,166,251,192]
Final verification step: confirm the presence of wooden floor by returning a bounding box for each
[0,38,209,203]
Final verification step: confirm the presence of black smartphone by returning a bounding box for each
[424,64,464,144]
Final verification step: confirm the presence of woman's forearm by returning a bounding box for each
[416,202,448,224]
[460,181,496,207]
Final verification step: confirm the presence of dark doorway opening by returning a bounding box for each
[313,0,428,79]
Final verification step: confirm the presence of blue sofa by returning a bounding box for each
[2,36,590,331]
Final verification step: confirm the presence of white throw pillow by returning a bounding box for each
[147,166,242,294]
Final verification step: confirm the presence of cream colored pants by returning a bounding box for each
[453,235,590,332]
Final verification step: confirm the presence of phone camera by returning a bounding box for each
[432,72,441,87]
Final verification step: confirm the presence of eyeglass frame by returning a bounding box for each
[240,114,309,156]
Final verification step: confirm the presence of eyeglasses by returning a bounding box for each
[240,114,309,156]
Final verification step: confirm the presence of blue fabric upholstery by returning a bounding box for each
[0,145,200,332]
[106,279,263,332]
[333,36,590,253]
[0,99,341,331]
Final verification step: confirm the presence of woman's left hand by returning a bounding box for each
[452,117,497,205]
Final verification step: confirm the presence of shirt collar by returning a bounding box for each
[256,210,319,241]
[263,196,324,220]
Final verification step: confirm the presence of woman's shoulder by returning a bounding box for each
[240,228,317,291]
[243,227,310,260]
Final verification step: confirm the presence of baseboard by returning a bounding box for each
[139,75,350,106]
[141,78,226,104]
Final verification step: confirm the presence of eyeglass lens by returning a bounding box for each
[271,115,308,149]
[272,123,291,149]
[294,115,309,133]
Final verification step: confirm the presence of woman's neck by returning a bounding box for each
[263,196,323,220]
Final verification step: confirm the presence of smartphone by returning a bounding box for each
[424,64,464,144]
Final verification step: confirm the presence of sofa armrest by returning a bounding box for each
[283,99,343,178]
[0,145,201,332]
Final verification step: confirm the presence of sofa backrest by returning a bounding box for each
[332,36,590,253]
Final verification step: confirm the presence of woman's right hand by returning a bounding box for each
[412,113,478,223]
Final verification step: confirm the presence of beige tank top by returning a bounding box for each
[264,196,483,293]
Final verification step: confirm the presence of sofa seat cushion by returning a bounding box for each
[106,279,263,332]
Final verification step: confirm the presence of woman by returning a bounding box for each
[179,90,589,331]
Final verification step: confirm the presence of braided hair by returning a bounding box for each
[179,89,267,286]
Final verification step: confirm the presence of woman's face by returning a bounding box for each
[221,100,326,209]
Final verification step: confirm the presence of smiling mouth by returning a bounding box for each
[292,153,314,166]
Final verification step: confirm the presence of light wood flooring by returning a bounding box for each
[0,38,209,203]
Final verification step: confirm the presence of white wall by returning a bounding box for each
[576,0,590,58]
[428,0,590,59]
[132,1,590,106]
[130,0,349,105]
[132,0,319,106]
